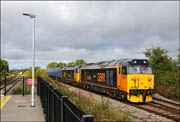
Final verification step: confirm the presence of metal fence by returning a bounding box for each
[37,77,94,122]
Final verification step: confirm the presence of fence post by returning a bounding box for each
[37,77,39,96]
[47,85,50,122]
[52,88,57,122]
[82,115,94,122]
[4,75,7,96]
[22,76,24,96]
[61,96,68,122]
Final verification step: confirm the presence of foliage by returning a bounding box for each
[75,59,86,65]
[12,82,31,94]
[67,59,86,66]
[67,62,76,66]
[46,59,86,68]
[12,87,23,94]
[144,47,179,100]
[178,49,180,64]
[58,62,67,67]
[0,59,9,74]
[23,66,47,78]
[47,62,59,68]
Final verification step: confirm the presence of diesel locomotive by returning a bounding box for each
[48,59,155,103]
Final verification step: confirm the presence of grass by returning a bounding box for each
[46,78,132,122]
[156,85,180,102]
[12,82,31,95]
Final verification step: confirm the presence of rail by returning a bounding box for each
[0,75,22,95]
[37,77,94,122]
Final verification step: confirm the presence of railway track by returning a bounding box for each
[0,75,22,94]
[0,75,16,87]
[132,103,180,122]
[114,96,180,122]
[153,97,180,107]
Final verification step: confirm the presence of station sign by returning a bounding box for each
[27,79,36,85]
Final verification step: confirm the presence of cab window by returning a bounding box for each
[128,66,152,74]
[122,66,127,75]
[76,68,80,73]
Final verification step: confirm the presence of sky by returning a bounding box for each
[1,1,179,69]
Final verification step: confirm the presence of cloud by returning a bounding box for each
[1,1,179,69]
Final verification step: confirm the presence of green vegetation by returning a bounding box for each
[12,87,23,94]
[46,59,86,68]
[12,80,31,95]
[24,67,47,78]
[46,62,66,68]
[74,59,86,66]
[144,47,180,100]
[0,59,9,74]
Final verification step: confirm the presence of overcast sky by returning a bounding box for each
[1,1,179,69]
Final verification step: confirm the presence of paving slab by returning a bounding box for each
[1,95,45,122]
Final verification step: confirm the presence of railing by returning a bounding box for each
[37,77,94,122]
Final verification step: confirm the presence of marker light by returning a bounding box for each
[137,77,139,81]
[148,77,152,82]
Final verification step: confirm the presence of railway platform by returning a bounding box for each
[1,94,45,122]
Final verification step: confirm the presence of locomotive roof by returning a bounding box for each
[61,59,149,69]
[63,65,81,70]
[80,58,149,68]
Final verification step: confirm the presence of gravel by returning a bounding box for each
[153,94,180,105]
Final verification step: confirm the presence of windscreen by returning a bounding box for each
[128,66,152,74]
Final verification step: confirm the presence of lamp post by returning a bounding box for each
[22,13,36,107]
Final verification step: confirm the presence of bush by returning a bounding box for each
[12,87,23,94]
[12,82,31,95]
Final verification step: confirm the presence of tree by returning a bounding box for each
[0,59,9,74]
[46,62,58,68]
[24,66,42,78]
[178,49,180,64]
[58,62,67,67]
[144,47,173,74]
[67,59,86,66]
[144,47,177,86]
[68,62,75,66]
[75,59,86,65]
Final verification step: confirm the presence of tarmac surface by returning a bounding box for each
[1,95,45,122]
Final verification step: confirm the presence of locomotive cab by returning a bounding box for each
[122,59,155,103]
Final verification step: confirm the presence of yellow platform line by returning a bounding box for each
[1,96,12,109]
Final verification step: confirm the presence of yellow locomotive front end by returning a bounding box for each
[126,61,155,103]
[127,74,154,103]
